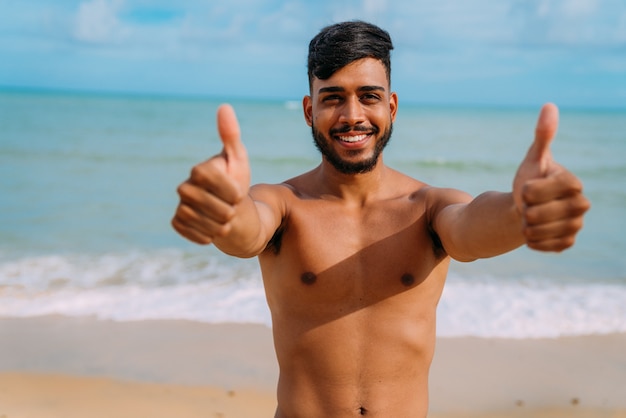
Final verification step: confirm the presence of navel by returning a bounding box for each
[300,272,317,285]
[401,273,415,287]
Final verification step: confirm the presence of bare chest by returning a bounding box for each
[259,199,447,314]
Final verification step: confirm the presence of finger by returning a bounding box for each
[528,103,559,169]
[188,163,244,205]
[521,169,584,205]
[524,195,589,228]
[177,182,236,223]
[217,104,246,163]
[523,211,585,240]
[172,203,232,240]
[171,217,213,245]
[173,217,232,244]
[525,229,578,253]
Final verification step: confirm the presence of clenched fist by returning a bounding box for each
[172,105,251,245]
[513,103,590,252]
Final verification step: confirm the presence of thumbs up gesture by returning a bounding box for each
[513,103,590,252]
[172,104,251,245]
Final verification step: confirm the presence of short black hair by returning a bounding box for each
[307,21,394,90]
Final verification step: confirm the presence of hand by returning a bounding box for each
[172,104,251,245]
[512,103,590,252]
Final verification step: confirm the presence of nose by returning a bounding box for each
[338,95,365,126]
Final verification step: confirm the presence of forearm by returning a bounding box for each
[437,191,525,261]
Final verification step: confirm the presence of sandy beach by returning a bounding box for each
[1,316,624,418]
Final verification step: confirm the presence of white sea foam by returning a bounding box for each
[437,276,626,338]
[1,250,625,338]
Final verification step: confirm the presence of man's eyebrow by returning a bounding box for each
[359,85,386,92]
[318,86,345,94]
[318,85,386,94]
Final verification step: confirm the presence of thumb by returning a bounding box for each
[217,104,247,163]
[529,102,559,171]
[512,103,560,211]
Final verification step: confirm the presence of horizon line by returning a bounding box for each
[1,84,624,113]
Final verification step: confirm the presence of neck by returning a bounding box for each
[315,158,389,206]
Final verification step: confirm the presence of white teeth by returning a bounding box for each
[338,134,368,143]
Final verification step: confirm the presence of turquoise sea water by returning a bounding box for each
[1,89,625,337]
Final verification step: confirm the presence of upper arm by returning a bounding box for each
[424,187,475,261]
[426,187,524,262]
[248,183,290,254]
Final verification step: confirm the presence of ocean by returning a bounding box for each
[1,89,625,338]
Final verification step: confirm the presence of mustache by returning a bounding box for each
[329,124,379,136]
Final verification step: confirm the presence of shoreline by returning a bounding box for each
[1,316,625,417]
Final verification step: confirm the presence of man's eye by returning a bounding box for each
[323,95,341,102]
[361,94,380,103]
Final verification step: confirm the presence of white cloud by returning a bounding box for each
[561,0,598,17]
[363,0,388,16]
[535,0,552,18]
[347,0,624,50]
[2,0,623,106]
[73,0,128,44]
[510,0,626,47]
[257,1,312,41]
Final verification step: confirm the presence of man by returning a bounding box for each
[172,21,589,418]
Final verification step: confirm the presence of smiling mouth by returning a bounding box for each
[337,133,370,143]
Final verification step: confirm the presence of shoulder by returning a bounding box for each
[417,186,473,221]
[379,168,472,210]
[250,179,307,206]
[420,186,472,204]
[382,167,429,200]
[248,183,297,224]
[250,182,296,198]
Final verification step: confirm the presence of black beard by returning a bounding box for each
[311,122,393,174]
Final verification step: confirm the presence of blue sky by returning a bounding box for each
[1,0,625,108]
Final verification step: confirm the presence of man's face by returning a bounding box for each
[304,58,398,174]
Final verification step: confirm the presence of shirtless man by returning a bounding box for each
[172,21,590,418]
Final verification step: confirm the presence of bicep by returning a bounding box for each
[426,188,474,261]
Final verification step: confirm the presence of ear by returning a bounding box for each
[303,95,313,127]
[389,92,398,123]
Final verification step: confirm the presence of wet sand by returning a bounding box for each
[1,317,624,417]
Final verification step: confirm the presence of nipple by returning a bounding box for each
[401,273,415,287]
[300,272,317,285]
